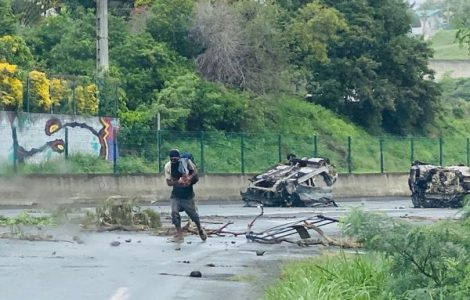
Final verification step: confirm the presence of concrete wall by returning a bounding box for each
[0,111,119,164]
[429,60,470,80]
[0,173,410,206]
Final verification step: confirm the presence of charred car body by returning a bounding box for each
[409,161,470,208]
[241,156,338,207]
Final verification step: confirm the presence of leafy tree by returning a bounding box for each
[152,72,248,131]
[111,33,189,110]
[0,35,33,68]
[28,70,51,112]
[302,0,441,134]
[0,62,23,111]
[457,27,470,54]
[0,0,16,36]
[146,0,196,57]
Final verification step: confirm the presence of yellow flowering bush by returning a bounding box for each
[76,83,98,115]
[50,78,70,110]
[29,70,51,112]
[0,62,23,110]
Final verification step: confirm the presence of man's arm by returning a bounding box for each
[187,160,199,184]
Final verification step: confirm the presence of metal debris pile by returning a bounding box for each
[241,156,338,207]
[409,161,470,208]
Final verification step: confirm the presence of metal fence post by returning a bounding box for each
[157,130,162,173]
[113,128,117,174]
[278,134,282,163]
[12,126,18,173]
[380,138,384,174]
[467,138,470,167]
[313,135,318,157]
[439,137,443,166]
[240,133,245,174]
[200,131,205,173]
[26,75,30,113]
[64,127,69,160]
[410,138,414,163]
[347,136,352,174]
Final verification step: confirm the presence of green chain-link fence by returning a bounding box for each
[2,128,470,175]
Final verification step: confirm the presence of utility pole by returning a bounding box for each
[96,0,109,74]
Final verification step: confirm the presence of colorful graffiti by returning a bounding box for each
[45,117,116,160]
[0,111,119,164]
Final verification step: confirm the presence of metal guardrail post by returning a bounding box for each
[64,127,69,160]
[278,134,282,163]
[200,131,205,173]
[240,133,245,174]
[439,138,443,166]
[380,138,384,174]
[347,136,352,174]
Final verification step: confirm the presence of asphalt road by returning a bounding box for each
[0,198,462,300]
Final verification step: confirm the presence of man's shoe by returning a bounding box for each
[170,234,184,243]
[198,229,207,241]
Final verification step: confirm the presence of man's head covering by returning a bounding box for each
[169,149,180,158]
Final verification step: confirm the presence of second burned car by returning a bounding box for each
[408,161,470,208]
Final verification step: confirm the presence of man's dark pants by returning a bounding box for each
[171,197,201,228]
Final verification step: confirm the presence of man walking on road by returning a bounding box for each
[165,149,207,242]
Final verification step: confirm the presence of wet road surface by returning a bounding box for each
[0,198,462,300]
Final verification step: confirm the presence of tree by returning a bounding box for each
[146,0,196,57]
[191,0,291,93]
[301,0,440,134]
[0,62,23,111]
[0,35,33,68]
[111,33,189,110]
[457,27,470,54]
[152,72,248,131]
[0,0,16,36]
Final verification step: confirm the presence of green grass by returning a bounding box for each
[431,30,470,60]
[265,253,389,300]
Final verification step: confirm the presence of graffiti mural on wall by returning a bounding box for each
[0,111,119,164]
[45,117,116,160]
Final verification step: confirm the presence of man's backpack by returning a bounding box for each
[181,152,195,164]
[180,152,199,184]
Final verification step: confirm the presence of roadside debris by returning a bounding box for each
[409,161,470,208]
[190,271,202,278]
[82,196,161,231]
[110,241,121,247]
[241,155,338,207]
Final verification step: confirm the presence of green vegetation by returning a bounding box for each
[265,253,389,300]
[267,207,470,299]
[85,197,161,229]
[431,30,470,59]
[0,0,447,134]
[0,211,55,226]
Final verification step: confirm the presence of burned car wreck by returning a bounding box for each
[241,155,338,207]
[409,161,470,208]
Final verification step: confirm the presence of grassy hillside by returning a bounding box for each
[431,30,470,60]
